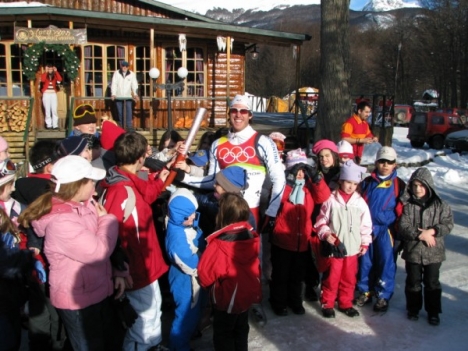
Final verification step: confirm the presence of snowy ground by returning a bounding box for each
[192,127,468,351]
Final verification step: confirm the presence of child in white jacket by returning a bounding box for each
[315,160,373,318]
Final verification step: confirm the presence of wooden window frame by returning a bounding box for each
[162,45,207,98]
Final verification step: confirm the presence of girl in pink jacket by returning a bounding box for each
[18,155,124,351]
[315,160,373,319]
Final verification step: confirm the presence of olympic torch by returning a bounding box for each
[163,107,207,189]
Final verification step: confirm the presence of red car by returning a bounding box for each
[407,111,466,149]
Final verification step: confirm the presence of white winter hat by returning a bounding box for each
[230,94,252,110]
[337,140,354,158]
[52,155,106,192]
[376,146,397,162]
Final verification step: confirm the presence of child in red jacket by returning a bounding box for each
[269,149,330,316]
[198,193,261,351]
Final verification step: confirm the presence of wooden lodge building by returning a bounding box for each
[0,0,310,162]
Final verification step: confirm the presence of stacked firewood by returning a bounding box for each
[0,101,30,132]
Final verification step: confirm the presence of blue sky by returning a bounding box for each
[350,0,368,10]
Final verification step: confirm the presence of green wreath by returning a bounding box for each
[23,42,80,81]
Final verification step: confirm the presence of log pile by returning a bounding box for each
[0,101,31,132]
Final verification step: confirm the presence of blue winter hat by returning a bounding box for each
[58,136,87,157]
[188,149,208,167]
[215,166,249,193]
[168,188,198,225]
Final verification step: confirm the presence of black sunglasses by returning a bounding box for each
[377,159,396,165]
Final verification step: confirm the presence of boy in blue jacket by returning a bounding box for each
[356,146,406,312]
[166,188,204,351]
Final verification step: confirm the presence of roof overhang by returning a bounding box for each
[0,7,311,47]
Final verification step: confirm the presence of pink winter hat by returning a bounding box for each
[0,136,8,153]
[337,140,354,158]
[285,148,308,170]
[312,139,338,155]
[340,160,367,183]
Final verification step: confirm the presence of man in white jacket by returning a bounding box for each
[111,61,139,129]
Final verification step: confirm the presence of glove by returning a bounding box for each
[143,158,166,172]
[34,259,47,283]
[330,234,347,258]
[110,244,129,272]
[303,164,322,184]
[113,293,138,329]
[261,215,276,235]
[174,168,186,182]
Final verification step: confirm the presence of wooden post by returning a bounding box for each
[150,28,154,134]
[69,21,75,133]
[27,19,37,135]
[226,37,231,126]
[294,45,301,136]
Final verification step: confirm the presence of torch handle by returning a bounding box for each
[162,107,207,190]
[163,152,186,190]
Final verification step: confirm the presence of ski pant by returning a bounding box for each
[269,245,307,310]
[168,268,203,351]
[405,261,442,315]
[115,99,134,128]
[123,280,163,351]
[357,228,396,300]
[28,283,67,351]
[42,92,59,128]
[321,255,358,309]
[212,309,249,351]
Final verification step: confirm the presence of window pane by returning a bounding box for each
[135,46,150,97]
[84,45,106,97]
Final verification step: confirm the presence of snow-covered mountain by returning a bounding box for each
[363,0,422,12]
[157,1,423,15]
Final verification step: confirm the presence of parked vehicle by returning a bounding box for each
[436,108,467,123]
[445,129,468,152]
[407,111,466,150]
[393,104,415,126]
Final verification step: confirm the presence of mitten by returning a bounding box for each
[261,215,276,235]
[143,157,166,172]
[330,234,347,258]
[303,164,322,184]
[34,259,47,283]
[110,244,129,272]
[113,294,138,329]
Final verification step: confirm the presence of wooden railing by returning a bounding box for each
[68,96,230,134]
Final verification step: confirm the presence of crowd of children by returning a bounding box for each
[0,98,455,351]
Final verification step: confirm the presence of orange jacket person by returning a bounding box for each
[341,101,378,164]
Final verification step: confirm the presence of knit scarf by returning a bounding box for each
[289,179,305,205]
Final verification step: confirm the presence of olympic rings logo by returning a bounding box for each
[218,146,256,164]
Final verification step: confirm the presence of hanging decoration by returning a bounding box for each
[217,36,226,52]
[179,34,187,52]
[22,42,80,81]
[230,38,234,53]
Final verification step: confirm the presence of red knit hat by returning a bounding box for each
[100,120,125,150]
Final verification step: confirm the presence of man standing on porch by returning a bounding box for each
[111,61,139,129]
